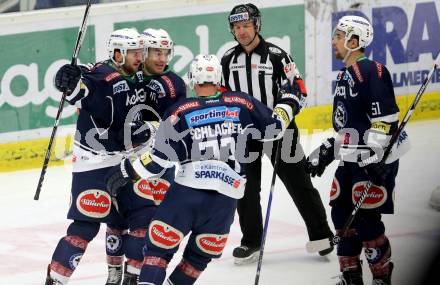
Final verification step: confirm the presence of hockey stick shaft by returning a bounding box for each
[34,0,92,200]
[254,140,282,285]
[307,52,440,252]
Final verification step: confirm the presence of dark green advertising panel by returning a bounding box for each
[0,4,304,133]
[0,27,95,133]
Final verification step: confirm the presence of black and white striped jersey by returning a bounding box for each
[221,36,302,110]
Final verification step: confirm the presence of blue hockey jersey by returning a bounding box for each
[132,91,286,199]
[69,61,148,172]
[142,68,187,121]
[332,58,401,160]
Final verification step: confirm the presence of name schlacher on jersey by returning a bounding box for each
[190,121,244,140]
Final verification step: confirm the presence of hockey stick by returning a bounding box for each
[34,0,92,200]
[306,52,440,253]
[254,140,282,285]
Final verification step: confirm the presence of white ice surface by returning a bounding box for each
[0,120,439,285]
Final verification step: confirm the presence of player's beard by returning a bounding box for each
[334,48,345,61]
[122,62,140,75]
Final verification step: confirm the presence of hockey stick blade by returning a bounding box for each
[305,237,336,253]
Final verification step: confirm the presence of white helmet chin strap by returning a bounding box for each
[111,56,125,67]
[111,49,127,67]
[342,38,362,63]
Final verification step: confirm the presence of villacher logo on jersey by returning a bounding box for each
[149,220,183,249]
[196,233,228,255]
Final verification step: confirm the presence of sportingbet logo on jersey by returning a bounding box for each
[185,106,241,127]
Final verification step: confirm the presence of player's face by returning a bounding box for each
[232,20,257,46]
[332,30,348,60]
[123,48,143,74]
[144,48,171,75]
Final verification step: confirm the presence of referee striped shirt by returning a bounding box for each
[221,36,300,110]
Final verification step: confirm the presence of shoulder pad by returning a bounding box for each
[351,63,364,83]
[171,100,201,118]
[374,61,384,79]
[161,75,177,98]
[222,93,255,110]
[105,72,121,82]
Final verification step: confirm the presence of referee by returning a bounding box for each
[221,3,334,264]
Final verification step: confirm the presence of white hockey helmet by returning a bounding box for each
[188,54,222,89]
[107,28,144,66]
[141,28,174,62]
[335,15,374,51]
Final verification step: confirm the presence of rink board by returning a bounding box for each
[1,91,438,172]
[0,0,439,171]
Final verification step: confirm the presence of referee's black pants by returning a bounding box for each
[237,122,333,248]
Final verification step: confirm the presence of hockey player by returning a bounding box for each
[45,28,155,285]
[105,54,305,285]
[141,27,186,117]
[306,16,408,285]
[221,3,333,263]
[108,27,187,284]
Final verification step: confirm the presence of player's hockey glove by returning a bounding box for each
[277,80,307,116]
[119,121,159,146]
[54,64,82,93]
[306,138,336,177]
[106,158,140,197]
[357,150,389,186]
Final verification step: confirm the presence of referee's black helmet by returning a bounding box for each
[228,3,261,33]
